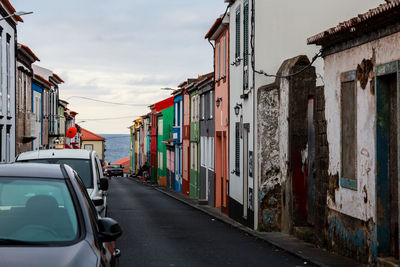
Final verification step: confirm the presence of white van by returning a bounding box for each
[16,149,109,217]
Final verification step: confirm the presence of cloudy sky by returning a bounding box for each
[13,0,382,134]
[13,0,226,134]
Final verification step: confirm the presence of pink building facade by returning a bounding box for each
[206,14,230,213]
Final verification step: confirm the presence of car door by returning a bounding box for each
[94,154,107,217]
[74,173,113,267]
[92,154,106,216]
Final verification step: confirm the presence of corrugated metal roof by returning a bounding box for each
[308,0,400,45]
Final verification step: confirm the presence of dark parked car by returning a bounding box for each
[104,164,123,177]
[0,163,122,267]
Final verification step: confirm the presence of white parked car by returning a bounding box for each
[16,149,108,217]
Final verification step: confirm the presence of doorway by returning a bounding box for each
[376,71,399,259]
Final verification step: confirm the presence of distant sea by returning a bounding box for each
[102,134,131,164]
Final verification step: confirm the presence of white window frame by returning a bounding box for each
[209,91,213,119]
[6,37,10,115]
[201,137,206,167]
[201,94,205,120]
[18,77,22,112]
[217,42,220,79]
[223,35,226,77]
[209,137,214,170]
[158,118,163,135]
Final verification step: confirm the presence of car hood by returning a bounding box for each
[0,240,98,267]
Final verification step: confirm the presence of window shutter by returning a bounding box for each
[243,0,249,67]
[235,6,241,59]
[223,36,226,77]
[243,0,249,92]
[235,122,240,174]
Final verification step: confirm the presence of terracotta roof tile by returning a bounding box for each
[18,43,40,61]
[112,158,130,165]
[34,74,53,87]
[80,128,105,141]
[1,0,23,22]
[308,0,400,46]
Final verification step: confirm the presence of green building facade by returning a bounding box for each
[157,105,174,186]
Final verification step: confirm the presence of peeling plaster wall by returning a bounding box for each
[324,32,400,222]
[278,70,291,233]
[257,87,281,231]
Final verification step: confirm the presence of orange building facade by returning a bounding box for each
[206,14,229,213]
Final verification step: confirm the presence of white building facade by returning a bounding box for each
[227,0,383,230]
[0,2,22,162]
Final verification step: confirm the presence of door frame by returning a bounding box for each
[375,60,400,260]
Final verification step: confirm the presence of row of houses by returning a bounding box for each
[1,0,85,162]
[130,0,400,265]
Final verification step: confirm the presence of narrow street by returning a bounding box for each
[107,177,306,267]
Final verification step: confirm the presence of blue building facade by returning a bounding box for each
[173,92,183,192]
[31,82,43,150]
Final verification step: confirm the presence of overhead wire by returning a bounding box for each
[66,96,150,107]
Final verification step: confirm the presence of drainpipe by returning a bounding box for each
[251,0,258,231]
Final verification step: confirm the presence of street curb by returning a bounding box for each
[128,177,358,267]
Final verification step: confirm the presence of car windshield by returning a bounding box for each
[22,159,93,188]
[0,178,79,244]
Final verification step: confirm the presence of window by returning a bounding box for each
[235,123,240,175]
[18,77,22,111]
[158,118,163,135]
[209,137,214,170]
[6,35,10,115]
[0,178,79,243]
[193,143,197,171]
[158,152,163,170]
[175,103,178,127]
[25,80,29,112]
[341,80,357,187]
[191,143,198,171]
[201,94,205,120]
[217,42,220,79]
[23,158,94,188]
[223,36,226,77]
[201,137,206,167]
[235,5,241,60]
[6,126,10,163]
[209,91,214,119]
[243,0,249,91]
[191,96,195,121]
[243,0,249,66]
[0,31,2,114]
[84,144,94,151]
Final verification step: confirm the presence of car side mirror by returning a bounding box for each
[92,197,104,207]
[99,178,109,191]
[98,218,122,242]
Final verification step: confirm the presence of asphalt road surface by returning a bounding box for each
[107,177,307,267]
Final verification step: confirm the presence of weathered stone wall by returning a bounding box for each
[313,85,329,244]
[257,86,281,231]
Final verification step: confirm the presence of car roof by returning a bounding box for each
[17,149,93,161]
[0,163,65,179]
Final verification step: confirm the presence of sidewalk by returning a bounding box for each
[130,177,362,267]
